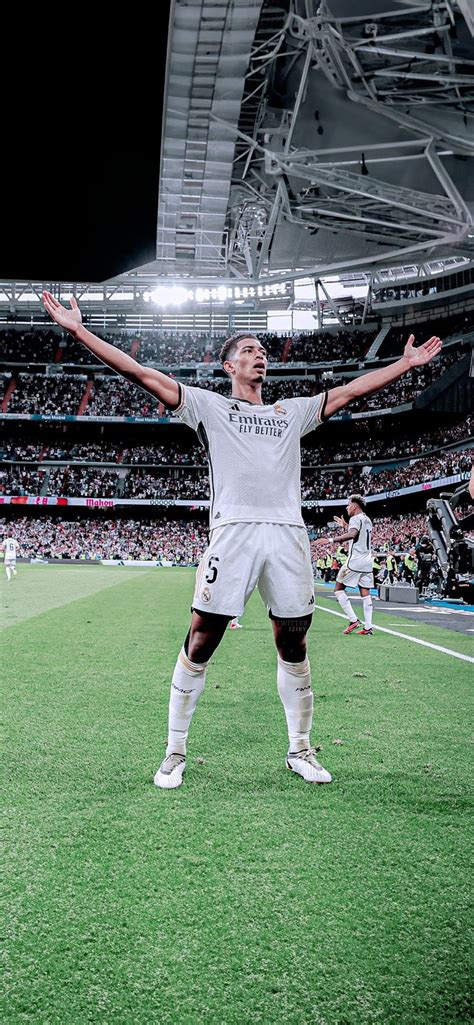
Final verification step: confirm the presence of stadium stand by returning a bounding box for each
[1,317,472,577]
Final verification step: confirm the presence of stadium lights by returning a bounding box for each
[145,285,192,306]
[142,281,292,305]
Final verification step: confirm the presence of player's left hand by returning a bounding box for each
[403,334,442,367]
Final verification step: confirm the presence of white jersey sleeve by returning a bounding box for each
[173,384,216,432]
[290,391,329,437]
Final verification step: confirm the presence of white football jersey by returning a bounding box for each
[347,513,373,572]
[175,385,329,529]
[4,537,18,559]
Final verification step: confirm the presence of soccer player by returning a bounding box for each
[329,496,374,635]
[2,535,19,580]
[41,291,442,788]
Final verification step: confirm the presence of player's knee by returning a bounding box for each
[185,611,229,662]
[278,638,307,662]
[274,619,310,662]
[186,631,215,663]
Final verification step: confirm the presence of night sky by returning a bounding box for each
[2,6,172,284]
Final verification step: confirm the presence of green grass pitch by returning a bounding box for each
[2,565,472,1024]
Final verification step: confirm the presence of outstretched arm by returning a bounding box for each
[324,334,442,418]
[41,292,180,409]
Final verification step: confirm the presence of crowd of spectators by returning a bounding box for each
[0,467,47,496]
[121,470,210,500]
[301,450,472,501]
[1,419,470,467]
[380,310,473,356]
[302,417,471,464]
[209,329,376,363]
[0,327,213,366]
[84,376,159,417]
[5,510,470,563]
[2,326,375,368]
[275,328,376,363]
[2,447,470,500]
[46,467,119,498]
[2,315,470,374]
[120,443,205,465]
[6,374,86,415]
[134,334,213,363]
[0,328,60,362]
[2,343,465,417]
[0,517,208,563]
[345,347,467,412]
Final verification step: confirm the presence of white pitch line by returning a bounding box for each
[315,604,474,664]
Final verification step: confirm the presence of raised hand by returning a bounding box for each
[403,333,442,367]
[334,515,347,528]
[42,291,82,333]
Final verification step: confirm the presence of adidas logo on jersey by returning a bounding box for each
[230,403,240,411]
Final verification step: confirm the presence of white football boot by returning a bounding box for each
[154,753,186,789]
[286,748,332,784]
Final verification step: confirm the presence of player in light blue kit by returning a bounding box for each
[41,290,442,789]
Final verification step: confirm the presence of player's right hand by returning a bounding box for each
[334,515,347,528]
[42,291,82,332]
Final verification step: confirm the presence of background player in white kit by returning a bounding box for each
[2,536,19,580]
[41,290,442,789]
[329,496,374,635]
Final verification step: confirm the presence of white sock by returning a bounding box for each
[6,566,11,581]
[336,589,358,623]
[277,656,313,753]
[362,596,373,630]
[166,647,208,757]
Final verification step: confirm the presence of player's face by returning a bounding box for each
[228,339,268,383]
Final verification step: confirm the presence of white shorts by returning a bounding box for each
[336,564,373,590]
[192,522,315,619]
[4,559,16,567]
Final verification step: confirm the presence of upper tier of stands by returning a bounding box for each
[1,308,471,371]
[2,344,467,417]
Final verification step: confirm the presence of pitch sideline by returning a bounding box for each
[315,603,474,665]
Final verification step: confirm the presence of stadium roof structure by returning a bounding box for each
[1,0,474,323]
[150,0,474,284]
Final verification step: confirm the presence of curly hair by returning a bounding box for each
[219,332,258,366]
[349,494,367,512]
